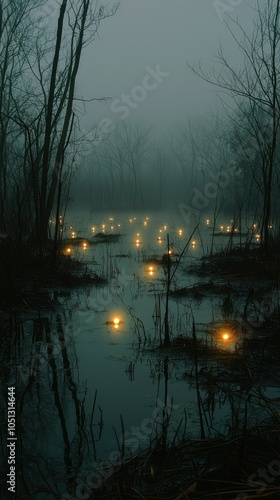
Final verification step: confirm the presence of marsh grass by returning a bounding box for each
[85,427,280,499]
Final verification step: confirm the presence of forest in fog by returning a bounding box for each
[2,2,280,499]
[1,0,280,251]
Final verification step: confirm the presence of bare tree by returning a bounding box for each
[0,0,119,259]
[153,150,169,208]
[0,0,45,234]
[104,121,152,208]
[189,0,280,250]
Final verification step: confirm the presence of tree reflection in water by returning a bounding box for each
[0,312,94,498]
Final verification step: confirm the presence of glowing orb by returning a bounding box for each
[222,333,230,341]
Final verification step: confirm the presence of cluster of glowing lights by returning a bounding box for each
[83,242,88,249]
[206,219,210,225]
[255,234,261,242]
[178,229,183,236]
[157,236,163,243]
[191,240,196,247]
[71,231,76,238]
[220,225,235,233]
[92,227,95,233]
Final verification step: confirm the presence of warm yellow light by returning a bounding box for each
[102,224,106,229]
[66,248,71,254]
[136,243,140,247]
[111,226,114,230]
[164,225,167,230]
[206,219,210,225]
[92,227,95,232]
[144,221,147,226]
[220,226,224,231]
[149,271,154,276]
[222,333,230,341]
[227,226,231,232]
[136,239,140,243]
[149,266,153,271]
[178,229,183,235]
[118,224,121,227]
[113,317,120,325]
[71,231,76,238]
[109,218,114,221]
[83,242,87,249]
[168,250,172,255]
[192,240,196,245]
[129,219,133,223]
[253,223,257,229]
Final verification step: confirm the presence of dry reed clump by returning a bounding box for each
[86,429,280,499]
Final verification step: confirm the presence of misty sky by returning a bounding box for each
[77,0,257,135]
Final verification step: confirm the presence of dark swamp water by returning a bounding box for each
[1,210,279,499]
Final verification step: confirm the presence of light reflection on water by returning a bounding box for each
[12,210,270,497]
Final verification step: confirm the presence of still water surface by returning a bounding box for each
[14,210,268,497]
